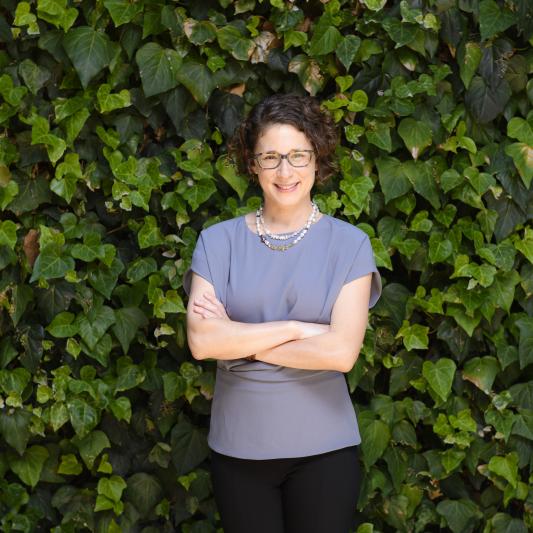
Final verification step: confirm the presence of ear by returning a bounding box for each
[250,158,259,175]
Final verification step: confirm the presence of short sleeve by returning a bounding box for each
[182,233,211,296]
[344,234,382,309]
[182,228,229,306]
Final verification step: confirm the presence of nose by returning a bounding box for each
[276,156,292,177]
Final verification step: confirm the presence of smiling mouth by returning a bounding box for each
[275,182,299,192]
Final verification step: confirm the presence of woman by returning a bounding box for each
[183,94,381,533]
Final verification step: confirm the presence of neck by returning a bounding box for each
[260,200,316,232]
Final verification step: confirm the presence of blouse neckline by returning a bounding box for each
[240,212,329,239]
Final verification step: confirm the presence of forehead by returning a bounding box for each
[255,123,312,151]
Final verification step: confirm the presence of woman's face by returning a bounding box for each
[251,123,316,209]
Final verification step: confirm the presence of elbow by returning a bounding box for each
[186,323,211,360]
[187,337,206,360]
[189,346,207,361]
[338,350,359,373]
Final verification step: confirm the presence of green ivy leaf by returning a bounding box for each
[465,76,511,124]
[62,26,118,88]
[0,367,31,396]
[75,430,111,469]
[135,43,182,98]
[64,108,90,146]
[30,116,67,165]
[46,311,78,338]
[181,179,217,212]
[138,215,164,249]
[103,0,143,27]
[30,250,75,283]
[440,449,465,475]
[0,220,17,249]
[507,117,533,145]
[126,257,158,283]
[365,120,392,152]
[170,414,209,476]
[428,233,453,263]
[398,118,432,160]
[124,473,163,518]
[309,24,342,56]
[18,58,51,95]
[376,157,412,204]
[488,452,519,488]
[96,84,131,113]
[288,54,325,96]
[216,23,254,61]
[479,0,517,41]
[396,322,429,350]
[184,19,217,45]
[446,305,482,337]
[515,317,533,370]
[361,0,387,11]
[36,0,78,32]
[14,2,40,34]
[487,270,520,313]
[0,408,31,454]
[462,356,500,394]
[67,398,99,438]
[112,307,148,354]
[88,257,124,299]
[176,58,215,106]
[283,30,308,51]
[336,35,361,71]
[504,143,533,189]
[215,156,248,200]
[97,475,127,503]
[422,358,456,401]
[402,161,440,209]
[10,445,49,487]
[109,396,131,423]
[340,175,374,218]
[57,453,83,475]
[360,419,391,468]
[162,372,187,401]
[458,42,482,89]
[76,304,115,351]
[436,499,482,533]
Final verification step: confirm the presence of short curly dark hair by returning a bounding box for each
[228,93,339,184]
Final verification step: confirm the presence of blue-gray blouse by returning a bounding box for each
[183,214,381,459]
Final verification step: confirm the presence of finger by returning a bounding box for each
[204,293,224,306]
[194,298,216,311]
[194,303,224,319]
[193,307,217,319]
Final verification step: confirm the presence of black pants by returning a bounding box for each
[209,445,362,533]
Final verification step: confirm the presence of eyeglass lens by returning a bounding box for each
[257,151,312,169]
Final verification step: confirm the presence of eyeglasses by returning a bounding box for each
[253,149,314,169]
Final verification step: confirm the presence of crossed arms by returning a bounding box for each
[185,272,372,373]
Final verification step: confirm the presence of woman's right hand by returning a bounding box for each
[296,321,330,340]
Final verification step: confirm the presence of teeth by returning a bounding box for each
[277,183,298,190]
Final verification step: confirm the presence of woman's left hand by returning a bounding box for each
[193,292,230,320]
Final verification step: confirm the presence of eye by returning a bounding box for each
[291,151,307,160]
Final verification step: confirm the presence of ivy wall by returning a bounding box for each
[0,0,532,531]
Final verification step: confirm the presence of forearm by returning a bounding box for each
[255,331,355,373]
[187,317,299,360]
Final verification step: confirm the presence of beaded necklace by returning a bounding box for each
[255,201,319,251]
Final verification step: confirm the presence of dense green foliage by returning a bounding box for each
[0,0,532,531]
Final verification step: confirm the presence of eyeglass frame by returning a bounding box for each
[252,149,315,169]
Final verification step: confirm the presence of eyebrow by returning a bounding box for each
[261,148,310,153]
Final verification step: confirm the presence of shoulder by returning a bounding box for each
[200,216,241,240]
[323,215,370,246]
